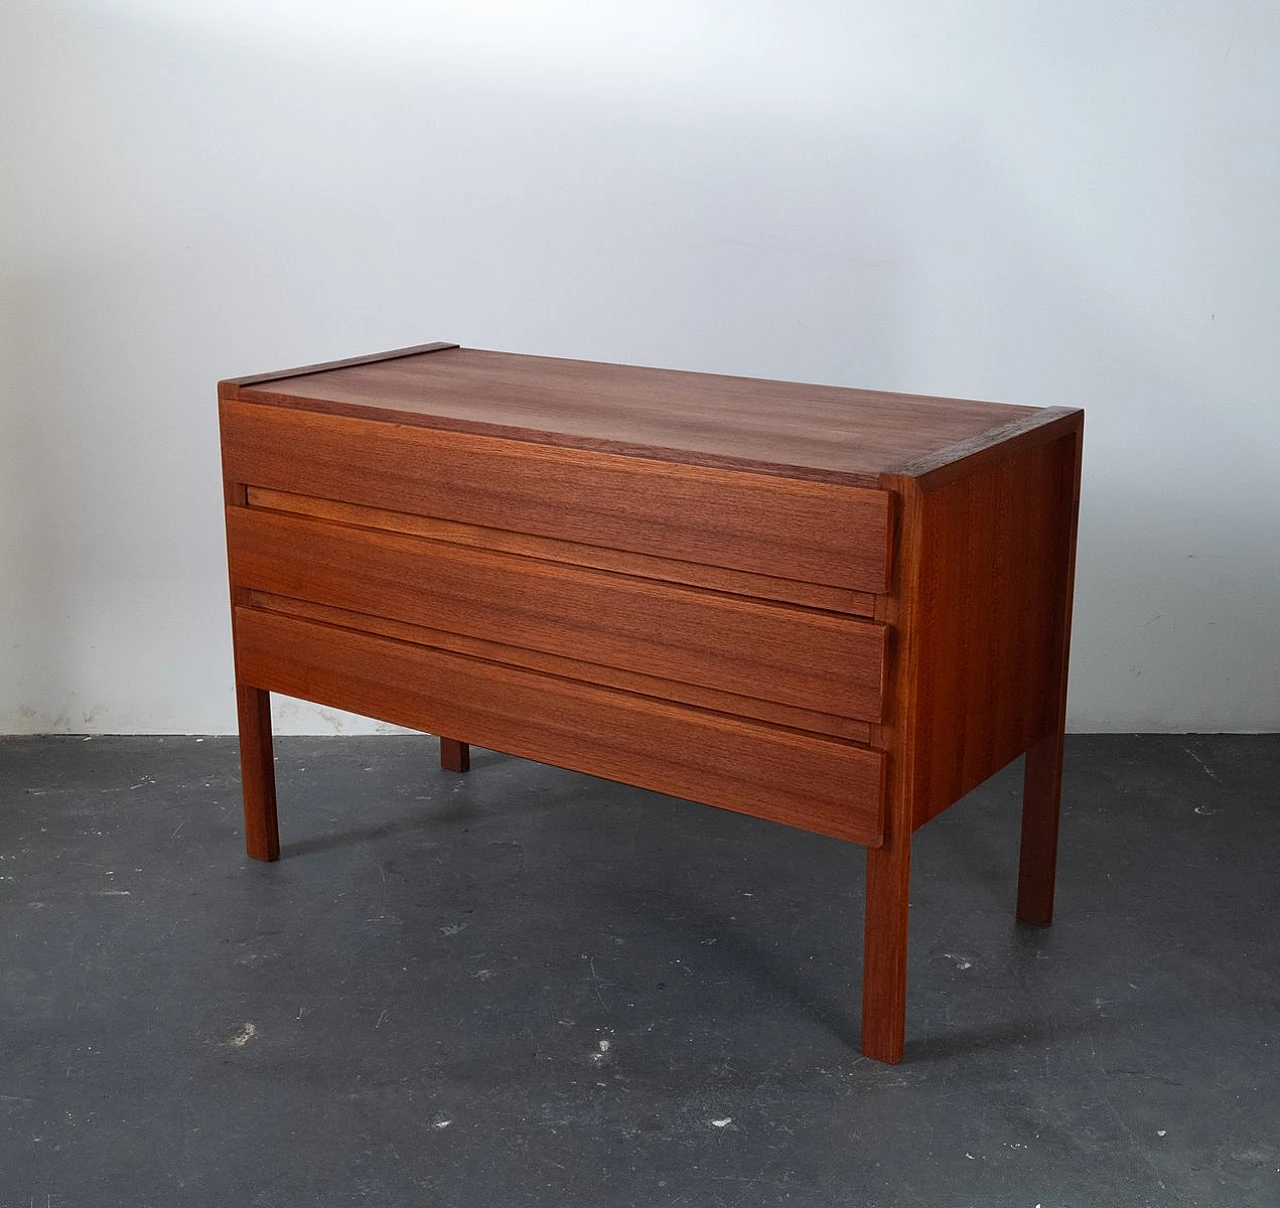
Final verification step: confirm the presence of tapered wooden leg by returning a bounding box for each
[1018,422,1080,927]
[1017,729,1065,926]
[236,684,279,861]
[862,827,912,1063]
[440,737,470,774]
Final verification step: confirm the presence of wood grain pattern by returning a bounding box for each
[862,822,912,1063]
[861,484,925,1064]
[234,607,887,844]
[1017,419,1083,925]
[859,413,1083,1059]
[899,426,1082,829]
[226,341,458,388]
[226,506,887,721]
[246,487,878,617]
[221,401,892,593]
[898,405,1083,487]
[244,591,875,743]
[223,346,1047,485]
[218,342,1084,1064]
[222,468,280,862]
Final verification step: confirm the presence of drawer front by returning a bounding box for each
[242,591,874,743]
[226,506,888,723]
[234,607,886,845]
[220,401,892,594]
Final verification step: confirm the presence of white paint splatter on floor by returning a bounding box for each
[229,1022,257,1048]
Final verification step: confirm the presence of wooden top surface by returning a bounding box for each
[222,343,1077,486]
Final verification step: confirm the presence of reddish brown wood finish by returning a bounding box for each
[226,345,1044,486]
[226,341,459,388]
[225,506,887,722]
[218,342,1083,1064]
[903,422,1081,829]
[863,826,912,1062]
[234,608,886,844]
[860,414,1084,1061]
[245,487,879,616]
[221,471,280,862]
[1018,732,1065,926]
[234,683,278,861]
[1017,421,1083,925]
[440,738,470,774]
[861,483,925,1064]
[243,591,876,743]
[220,401,893,593]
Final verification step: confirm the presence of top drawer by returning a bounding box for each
[219,402,892,594]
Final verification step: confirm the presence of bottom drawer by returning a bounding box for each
[235,607,885,845]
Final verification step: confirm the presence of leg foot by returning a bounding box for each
[236,684,279,861]
[1017,730,1064,926]
[861,831,912,1063]
[440,737,470,774]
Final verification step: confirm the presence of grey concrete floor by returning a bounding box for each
[1,733,1277,1207]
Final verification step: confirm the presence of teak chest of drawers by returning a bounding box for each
[219,342,1083,1063]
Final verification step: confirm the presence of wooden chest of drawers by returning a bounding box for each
[219,342,1082,1063]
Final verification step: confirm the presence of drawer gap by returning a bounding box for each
[234,605,886,845]
[245,590,875,744]
[244,486,879,617]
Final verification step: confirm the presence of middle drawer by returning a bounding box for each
[226,504,887,724]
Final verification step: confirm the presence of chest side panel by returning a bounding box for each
[900,418,1083,827]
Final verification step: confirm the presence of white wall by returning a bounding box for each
[2,0,1277,735]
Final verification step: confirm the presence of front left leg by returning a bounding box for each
[861,824,912,1063]
[236,684,279,861]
